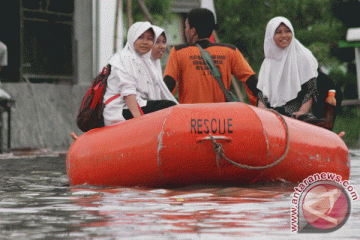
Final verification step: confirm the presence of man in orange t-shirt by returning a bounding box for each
[164,8,258,105]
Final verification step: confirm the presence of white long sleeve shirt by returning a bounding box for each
[102,22,176,126]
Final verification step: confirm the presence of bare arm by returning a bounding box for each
[292,97,313,118]
[256,90,267,109]
[257,100,267,109]
[124,94,142,118]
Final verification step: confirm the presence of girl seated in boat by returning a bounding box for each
[256,16,343,136]
[257,16,319,120]
[150,26,178,104]
[102,22,177,126]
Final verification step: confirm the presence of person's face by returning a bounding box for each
[134,29,154,55]
[273,23,293,48]
[151,33,166,60]
[185,18,196,44]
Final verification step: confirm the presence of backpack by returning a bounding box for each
[76,65,120,132]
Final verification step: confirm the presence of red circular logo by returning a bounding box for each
[301,183,350,230]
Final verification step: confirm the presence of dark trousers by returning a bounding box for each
[122,100,177,120]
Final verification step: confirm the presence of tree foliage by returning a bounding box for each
[213,0,358,98]
[125,0,358,99]
[122,0,173,27]
[214,0,347,71]
[332,0,360,27]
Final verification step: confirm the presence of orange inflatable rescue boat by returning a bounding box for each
[66,103,350,187]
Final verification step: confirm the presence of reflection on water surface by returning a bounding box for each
[0,150,359,239]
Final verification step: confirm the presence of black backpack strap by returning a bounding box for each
[196,44,239,102]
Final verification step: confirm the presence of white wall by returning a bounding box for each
[74,0,93,85]
[93,0,123,75]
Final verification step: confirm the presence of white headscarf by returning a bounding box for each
[108,22,158,100]
[108,22,177,103]
[151,26,167,79]
[122,21,153,59]
[147,25,178,103]
[257,16,318,108]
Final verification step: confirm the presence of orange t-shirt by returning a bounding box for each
[164,40,257,105]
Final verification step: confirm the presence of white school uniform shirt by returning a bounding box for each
[103,22,175,126]
[257,16,318,108]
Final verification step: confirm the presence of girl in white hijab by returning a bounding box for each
[257,16,319,119]
[151,26,167,79]
[150,25,178,103]
[103,22,177,126]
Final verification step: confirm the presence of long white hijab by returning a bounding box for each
[119,21,153,61]
[257,17,318,108]
[151,26,167,79]
[108,21,155,96]
[108,22,177,103]
[147,25,178,103]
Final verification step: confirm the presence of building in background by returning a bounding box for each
[0,0,205,86]
[0,0,203,151]
[1,0,116,85]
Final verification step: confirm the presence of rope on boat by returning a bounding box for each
[209,109,290,170]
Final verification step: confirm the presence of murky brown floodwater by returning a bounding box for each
[0,149,359,239]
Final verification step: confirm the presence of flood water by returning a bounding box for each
[0,148,359,239]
